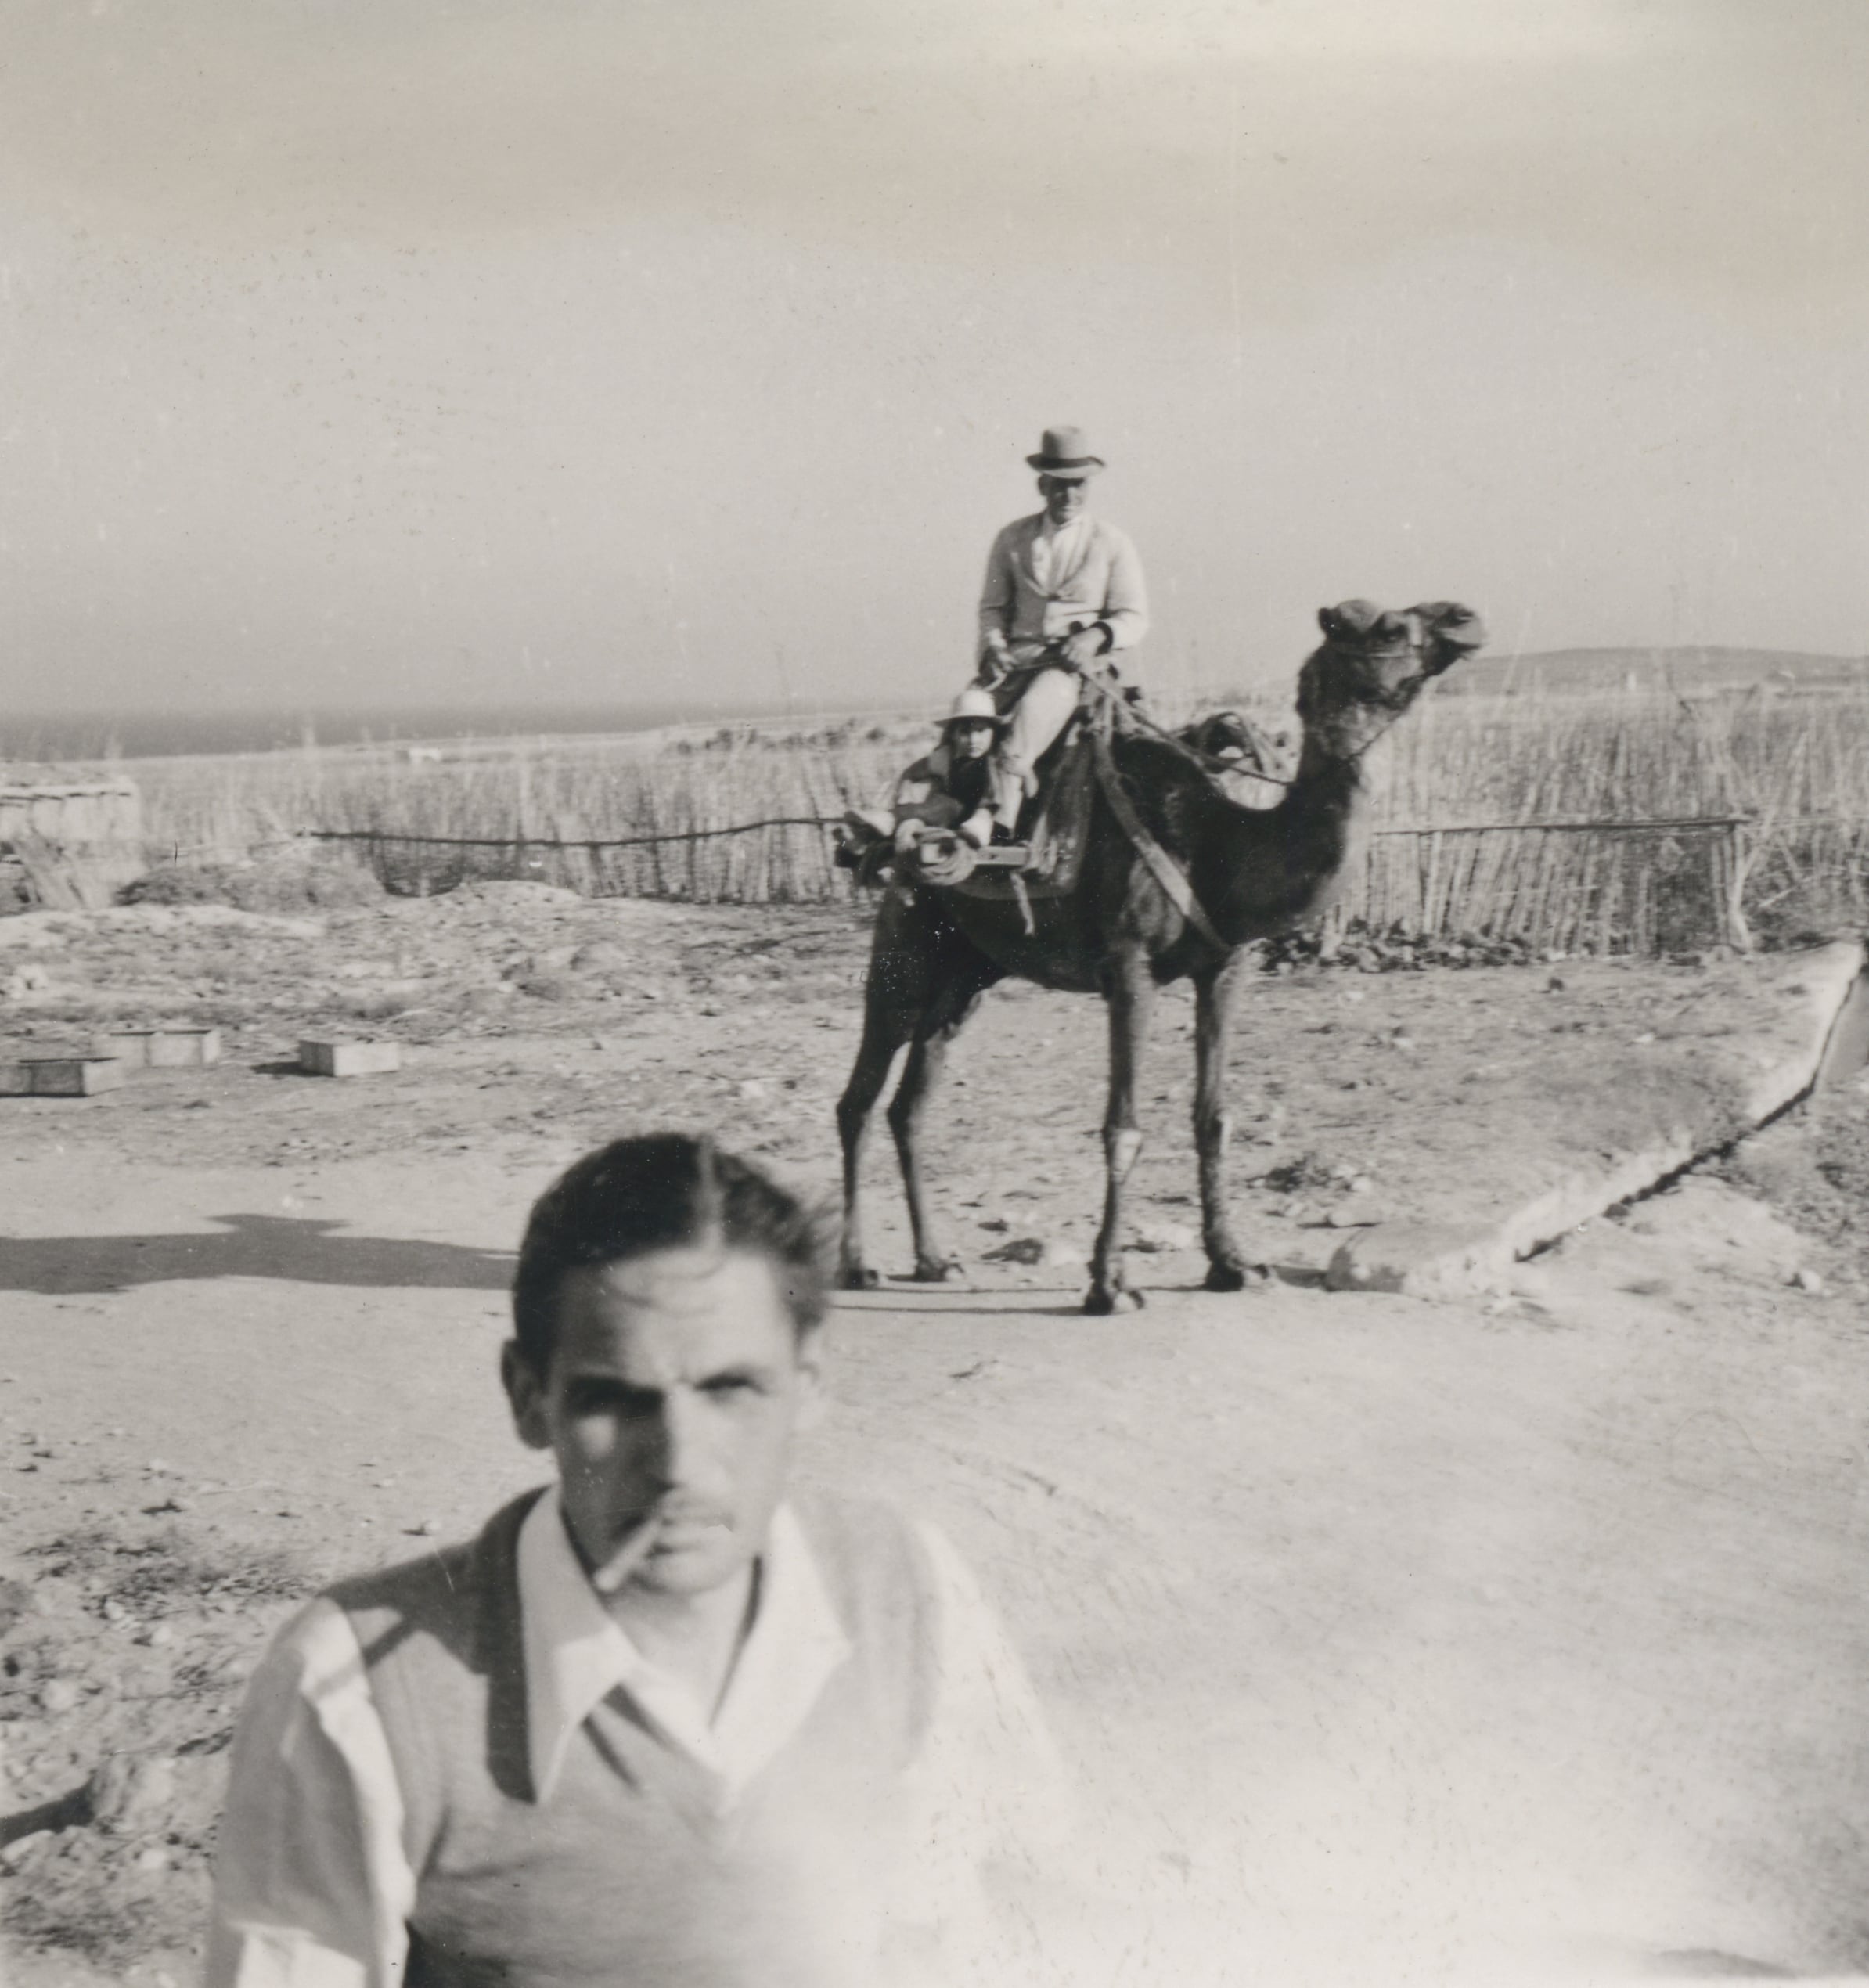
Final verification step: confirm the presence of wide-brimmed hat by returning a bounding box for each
[944,686,1007,730]
[1025,426,1105,478]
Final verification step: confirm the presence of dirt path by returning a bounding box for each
[3,888,1867,1984]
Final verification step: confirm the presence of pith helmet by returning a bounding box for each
[1025,425,1105,478]
[944,686,1007,729]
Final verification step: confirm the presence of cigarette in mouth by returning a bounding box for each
[589,1516,663,1597]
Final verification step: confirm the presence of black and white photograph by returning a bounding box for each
[2,2,1867,1983]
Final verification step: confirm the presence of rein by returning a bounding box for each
[1064,663,1299,788]
[1077,640,1442,787]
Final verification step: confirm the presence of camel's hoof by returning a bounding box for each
[1082,1285,1147,1316]
[910,1257,963,1284]
[837,1264,882,1291]
[1204,1259,1273,1293]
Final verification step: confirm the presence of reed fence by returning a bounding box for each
[82,679,1869,951]
[1356,816,1753,954]
[295,816,848,902]
[279,809,1869,956]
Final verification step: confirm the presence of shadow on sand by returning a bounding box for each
[0,1213,513,1296]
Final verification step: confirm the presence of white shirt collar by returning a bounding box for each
[1032,506,1090,541]
[516,1486,852,1808]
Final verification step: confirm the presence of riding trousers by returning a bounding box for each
[991,666,1081,826]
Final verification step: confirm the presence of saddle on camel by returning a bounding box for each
[838,648,1283,934]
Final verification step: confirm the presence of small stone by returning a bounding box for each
[571,942,632,975]
[1130,1221,1194,1253]
[737,1079,769,1100]
[0,1831,48,1872]
[146,1623,175,1648]
[88,1752,176,1833]
[1039,1238,1086,1270]
[1545,974,1566,992]
[412,1518,440,1537]
[135,1846,171,1871]
[1326,1222,1511,1300]
[1792,1267,1826,1295]
[39,1677,81,1714]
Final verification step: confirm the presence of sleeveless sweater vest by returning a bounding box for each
[332,1490,941,1988]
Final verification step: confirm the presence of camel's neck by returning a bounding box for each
[1197,742,1373,944]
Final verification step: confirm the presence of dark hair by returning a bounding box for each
[511,1133,831,1373]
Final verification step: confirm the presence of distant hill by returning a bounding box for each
[1443,646,1867,697]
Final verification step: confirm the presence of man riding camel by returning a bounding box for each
[967,425,1149,845]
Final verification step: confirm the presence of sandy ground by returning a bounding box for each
[3,881,1868,1984]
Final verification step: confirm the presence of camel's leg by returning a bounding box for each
[888,971,995,1282]
[836,997,913,1291]
[1086,950,1155,1316]
[1193,956,1270,1292]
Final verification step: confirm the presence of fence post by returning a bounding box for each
[1723,822,1756,953]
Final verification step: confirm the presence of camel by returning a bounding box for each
[835,599,1487,1313]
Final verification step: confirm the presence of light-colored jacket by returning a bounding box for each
[978,513,1150,656]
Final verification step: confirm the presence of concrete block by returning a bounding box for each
[92,1027,221,1069]
[1817,970,1869,1090]
[18,1057,128,1097]
[299,1039,402,1079]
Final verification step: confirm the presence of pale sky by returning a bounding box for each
[2,0,1865,718]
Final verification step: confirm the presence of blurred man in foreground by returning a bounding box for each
[207,1133,1065,1987]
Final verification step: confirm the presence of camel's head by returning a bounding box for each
[1295,598,1486,759]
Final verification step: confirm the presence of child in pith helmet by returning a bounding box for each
[888,685,1009,851]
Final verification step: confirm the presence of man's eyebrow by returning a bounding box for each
[561,1373,661,1401]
